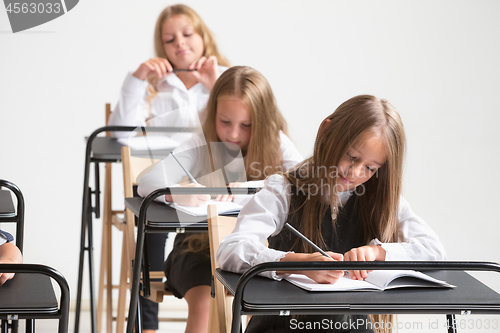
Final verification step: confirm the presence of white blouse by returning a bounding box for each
[217,174,447,280]
[109,66,227,142]
[137,132,304,204]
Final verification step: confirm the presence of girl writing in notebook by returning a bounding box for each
[217,95,447,333]
[138,66,303,333]
[109,4,229,143]
[109,5,229,331]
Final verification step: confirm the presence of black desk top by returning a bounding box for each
[125,197,210,231]
[0,190,15,218]
[0,273,58,318]
[216,269,500,315]
[90,137,171,161]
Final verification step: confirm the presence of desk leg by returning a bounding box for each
[26,319,34,333]
[75,186,98,333]
[126,222,146,333]
[446,314,457,333]
[74,186,89,333]
[88,191,97,333]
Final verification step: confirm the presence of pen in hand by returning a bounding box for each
[284,223,349,275]
[170,151,200,185]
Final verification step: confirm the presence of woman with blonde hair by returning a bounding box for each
[138,66,303,332]
[218,95,447,332]
[109,4,229,331]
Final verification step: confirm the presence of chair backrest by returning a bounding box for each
[121,146,160,199]
[207,204,238,333]
[121,146,161,274]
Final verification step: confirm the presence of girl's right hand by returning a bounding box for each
[279,251,345,284]
[132,58,174,81]
[166,183,211,207]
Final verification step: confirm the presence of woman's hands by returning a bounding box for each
[165,183,211,207]
[279,252,345,284]
[344,245,386,281]
[132,56,220,90]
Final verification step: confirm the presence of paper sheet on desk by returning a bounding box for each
[117,136,180,151]
[168,199,243,217]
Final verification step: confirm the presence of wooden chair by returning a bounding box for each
[115,146,186,333]
[97,103,125,333]
[207,204,237,333]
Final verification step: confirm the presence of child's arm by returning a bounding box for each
[0,242,23,286]
[344,195,447,281]
[108,73,152,136]
[217,175,291,280]
[137,135,209,206]
[217,175,344,283]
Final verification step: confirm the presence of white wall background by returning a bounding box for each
[1,0,499,319]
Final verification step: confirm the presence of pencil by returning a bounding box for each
[172,68,198,72]
[284,223,333,259]
[170,151,200,185]
[285,223,349,275]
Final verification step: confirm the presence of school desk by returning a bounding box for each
[75,126,196,333]
[124,187,258,333]
[0,180,70,333]
[216,261,500,333]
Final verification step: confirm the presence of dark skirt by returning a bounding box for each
[245,315,375,333]
[163,233,211,298]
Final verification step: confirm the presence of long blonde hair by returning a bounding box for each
[202,66,288,180]
[184,66,288,252]
[147,4,230,102]
[285,95,406,333]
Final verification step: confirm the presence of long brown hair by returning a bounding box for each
[184,66,288,252]
[147,4,230,102]
[285,95,405,333]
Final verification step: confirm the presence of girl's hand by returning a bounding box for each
[215,182,245,203]
[0,271,14,286]
[279,251,345,284]
[167,183,211,207]
[344,245,386,281]
[133,58,174,81]
[188,56,220,90]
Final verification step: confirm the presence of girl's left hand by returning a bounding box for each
[344,245,386,281]
[215,182,245,202]
[188,56,220,90]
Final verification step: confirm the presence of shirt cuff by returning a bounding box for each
[122,73,150,96]
[253,248,292,280]
[370,238,407,261]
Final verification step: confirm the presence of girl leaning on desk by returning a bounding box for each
[217,95,447,333]
[138,66,303,333]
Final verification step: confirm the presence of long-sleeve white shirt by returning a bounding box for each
[137,132,304,204]
[217,174,447,280]
[109,66,227,142]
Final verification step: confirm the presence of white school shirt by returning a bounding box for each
[217,174,448,280]
[137,132,304,204]
[108,66,228,142]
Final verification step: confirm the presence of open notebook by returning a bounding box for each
[285,270,455,292]
[117,136,179,151]
[167,199,243,217]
